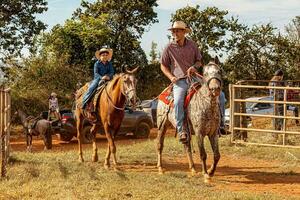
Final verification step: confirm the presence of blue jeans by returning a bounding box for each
[82,78,103,108]
[173,79,189,135]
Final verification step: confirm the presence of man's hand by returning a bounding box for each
[187,66,197,77]
[102,75,110,81]
[170,76,178,83]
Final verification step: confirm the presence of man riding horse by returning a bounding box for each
[160,21,203,143]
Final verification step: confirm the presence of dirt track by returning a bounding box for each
[9,129,300,198]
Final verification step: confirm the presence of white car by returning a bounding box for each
[225,96,274,126]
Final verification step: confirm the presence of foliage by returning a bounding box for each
[7,55,88,115]
[285,16,300,44]
[224,24,300,83]
[138,62,169,99]
[171,5,243,63]
[0,0,47,59]
[71,0,159,69]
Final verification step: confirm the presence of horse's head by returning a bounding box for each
[203,56,222,98]
[121,66,139,109]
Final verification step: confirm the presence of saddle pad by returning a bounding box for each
[158,82,201,108]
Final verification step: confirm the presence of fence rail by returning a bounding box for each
[0,87,11,177]
[229,81,300,148]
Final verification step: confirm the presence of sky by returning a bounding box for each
[38,0,300,58]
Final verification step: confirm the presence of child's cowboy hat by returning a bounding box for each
[95,47,113,61]
[168,21,191,33]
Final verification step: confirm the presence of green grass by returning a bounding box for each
[0,136,299,200]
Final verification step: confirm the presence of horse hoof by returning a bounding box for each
[204,174,211,183]
[207,169,214,177]
[92,156,98,162]
[113,167,120,172]
[78,158,84,163]
[158,167,164,175]
[104,164,110,170]
[191,168,197,176]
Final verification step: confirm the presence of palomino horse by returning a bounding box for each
[75,67,138,169]
[15,109,52,151]
[156,57,222,182]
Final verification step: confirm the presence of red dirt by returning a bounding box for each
[9,128,300,198]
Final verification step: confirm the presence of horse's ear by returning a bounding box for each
[126,66,139,74]
[214,56,220,65]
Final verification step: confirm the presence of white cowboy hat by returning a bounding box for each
[95,47,113,61]
[168,21,191,33]
[51,92,57,97]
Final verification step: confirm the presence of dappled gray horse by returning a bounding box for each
[156,58,222,182]
[15,109,52,151]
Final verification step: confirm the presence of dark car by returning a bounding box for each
[44,107,154,143]
[138,99,158,127]
[40,109,77,141]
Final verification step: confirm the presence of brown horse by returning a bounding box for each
[75,67,138,169]
[156,57,222,182]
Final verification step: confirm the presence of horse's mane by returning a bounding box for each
[106,73,123,92]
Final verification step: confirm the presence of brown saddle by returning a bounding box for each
[75,82,107,123]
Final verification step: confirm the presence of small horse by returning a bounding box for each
[156,57,222,182]
[75,67,138,169]
[15,109,52,152]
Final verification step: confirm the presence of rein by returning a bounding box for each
[104,86,126,111]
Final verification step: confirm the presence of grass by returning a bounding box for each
[0,136,299,200]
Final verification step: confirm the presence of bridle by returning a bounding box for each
[105,74,137,111]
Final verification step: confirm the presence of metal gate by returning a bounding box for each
[0,87,11,177]
[229,80,300,148]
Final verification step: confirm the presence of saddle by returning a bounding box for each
[158,81,202,108]
[76,82,107,123]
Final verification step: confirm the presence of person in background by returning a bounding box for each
[48,92,61,121]
[269,69,284,132]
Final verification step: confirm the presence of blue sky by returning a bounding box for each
[38,0,300,58]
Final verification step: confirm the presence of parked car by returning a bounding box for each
[225,96,274,127]
[138,99,158,127]
[43,106,154,143]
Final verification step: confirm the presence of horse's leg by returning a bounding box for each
[104,123,117,169]
[207,133,220,177]
[196,134,209,180]
[26,134,32,152]
[184,141,196,175]
[156,123,167,174]
[76,112,84,162]
[91,124,100,162]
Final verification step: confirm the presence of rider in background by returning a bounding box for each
[160,21,203,143]
[48,92,61,121]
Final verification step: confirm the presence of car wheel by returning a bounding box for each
[81,125,93,144]
[134,122,150,138]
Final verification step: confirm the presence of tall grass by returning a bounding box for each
[0,136,299,200]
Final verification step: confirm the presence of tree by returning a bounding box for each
[171,5,243,63]
[149,41,158,64]
[0,0,47,58]
[285,16,300,44]
[224,23,299,83]
[72,0,158,69]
